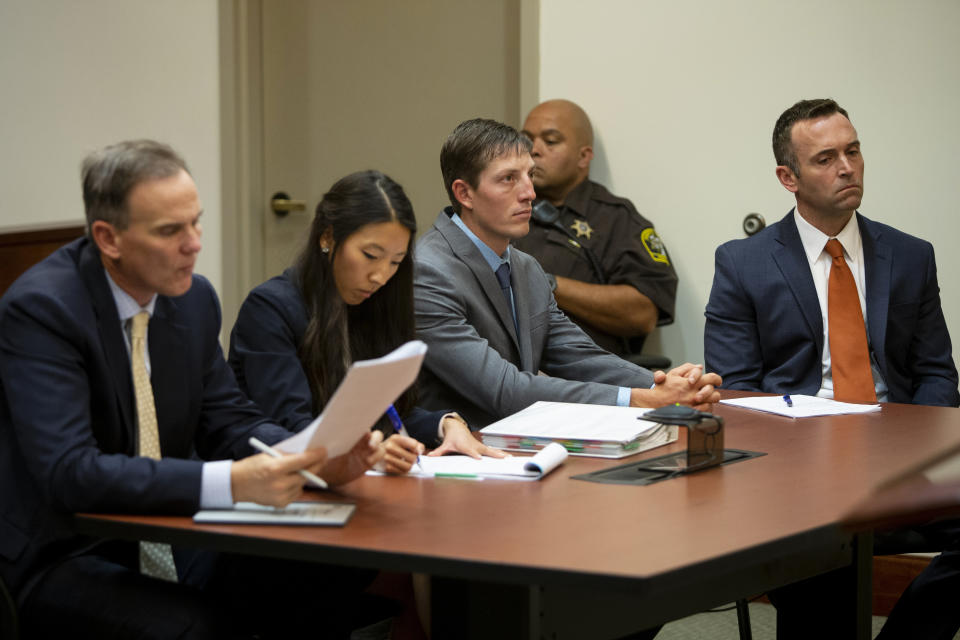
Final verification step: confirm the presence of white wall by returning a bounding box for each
[0,0,222,291]
[539,0,960,371]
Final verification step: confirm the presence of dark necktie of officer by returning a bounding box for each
[824,239,876,403]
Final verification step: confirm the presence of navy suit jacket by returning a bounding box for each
[228,268,448,446]
[0,238,290,598]
[704,210,959,407]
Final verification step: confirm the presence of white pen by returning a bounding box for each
[248,437,328,490]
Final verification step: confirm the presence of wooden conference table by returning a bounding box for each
[74,395,960,639]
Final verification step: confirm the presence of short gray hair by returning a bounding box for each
[81,139,190,234]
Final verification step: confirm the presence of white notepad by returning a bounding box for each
[193,501,355,526]
[398,441,569,480]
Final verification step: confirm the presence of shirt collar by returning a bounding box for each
[105,271,157,324]
[552,178,592,217]
[794,207,862,266]
[450,211,512,273]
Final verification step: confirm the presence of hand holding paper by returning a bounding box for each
[273,341,427,457]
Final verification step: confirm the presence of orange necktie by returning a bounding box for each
[825,239,876,403]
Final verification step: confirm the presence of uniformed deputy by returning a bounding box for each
[514,99,678,356]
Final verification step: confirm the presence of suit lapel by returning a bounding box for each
[435,212,521,353]
[859,215,891,374]
[78,241,136,451]
[771,210,824,353]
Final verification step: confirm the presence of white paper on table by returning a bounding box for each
[273,340,426,457]
[719,394,881,418]
[479,401,661,442]
[370,442,569,480]
[420,441,568,480]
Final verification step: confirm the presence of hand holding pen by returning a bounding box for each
[249,437,328,489]
[383,404,425,474]
[230,438,329,508]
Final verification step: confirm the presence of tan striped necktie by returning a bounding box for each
[131,311,178,582]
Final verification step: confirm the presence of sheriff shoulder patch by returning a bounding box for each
[641,228,669,264]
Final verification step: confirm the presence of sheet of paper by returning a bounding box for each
[479,401,660,443]
[274,340,426,457]
[719,394,881,418]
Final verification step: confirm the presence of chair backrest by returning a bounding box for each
[0,223,85,297]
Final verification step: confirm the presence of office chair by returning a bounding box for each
[623,352,672,372]
[0,574,19,640]
[622,334,671,372]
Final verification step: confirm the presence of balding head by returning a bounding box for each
[522,99,595,205]
[529,99,593,147]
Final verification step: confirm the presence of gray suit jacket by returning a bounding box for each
[414,208,654,427]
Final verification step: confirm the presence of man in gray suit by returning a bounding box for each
[414,118,720,428]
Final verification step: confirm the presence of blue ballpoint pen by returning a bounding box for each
[386,404,422,470]
[782,395,793,408]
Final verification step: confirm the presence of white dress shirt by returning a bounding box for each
[793,208,888,401]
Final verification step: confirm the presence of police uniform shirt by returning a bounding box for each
[512,179,678,355]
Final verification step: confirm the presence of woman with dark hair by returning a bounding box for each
[230,170,504,475]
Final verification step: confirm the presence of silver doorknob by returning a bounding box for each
[270,191,307,217]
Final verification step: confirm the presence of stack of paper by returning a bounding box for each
[479,401,678,458]
[719,395,881,418]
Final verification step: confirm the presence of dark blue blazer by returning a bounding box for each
[0,239,290,598]
[228,269,448,446]
[704,211,959,407]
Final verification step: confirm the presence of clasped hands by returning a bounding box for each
[630,362,722,411]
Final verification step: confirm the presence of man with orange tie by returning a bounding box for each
[704,99,960,639]
[704,98,958,407]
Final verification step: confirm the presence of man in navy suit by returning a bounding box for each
[0,140,381,638]
[704,99,958,406]
[705,100,960,639]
